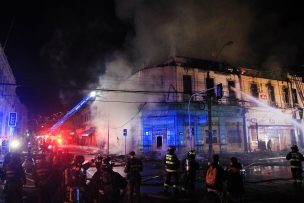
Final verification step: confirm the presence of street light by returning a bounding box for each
[206,41,233,160]
[188,41,233,156]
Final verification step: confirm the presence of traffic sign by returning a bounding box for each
[123,129,127,136]
[8,112,17,127]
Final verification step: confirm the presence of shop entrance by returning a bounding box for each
[157,136,163,149]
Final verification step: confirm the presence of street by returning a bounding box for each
[1,145,303,202]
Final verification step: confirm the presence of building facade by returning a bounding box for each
[84,56,303,155]
[0,44,28,153]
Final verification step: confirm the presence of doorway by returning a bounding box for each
[157,136,163,149]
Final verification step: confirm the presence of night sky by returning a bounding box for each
[1,0,304,116]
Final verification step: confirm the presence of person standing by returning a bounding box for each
[124,151,143,203]
[32,154,52,203]
[163,146,180,195]
[267,139,272,152]
[98,156,128,203]
[226,157,244,203]
[205,154,226,200]
[286,145,304,187]
[87,157,104,202]
[3,152,26,203]
[64,155,87,202]
[181,150,199,194]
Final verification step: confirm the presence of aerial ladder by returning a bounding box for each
[50,91,96,133]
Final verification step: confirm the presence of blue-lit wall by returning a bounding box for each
[141,103,243,154]
[141,104,208,153]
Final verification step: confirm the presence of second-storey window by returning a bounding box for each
[183,75,192,95]
[292,89,298,104]
[250,83,259,98]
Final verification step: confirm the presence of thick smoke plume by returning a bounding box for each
[92,0,258,154]
[91,0,303,153]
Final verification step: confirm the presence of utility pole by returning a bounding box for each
[107,117,109,155]
[206,72,213,160]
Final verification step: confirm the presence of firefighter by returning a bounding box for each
[181,150,199,193]
[124,151,143,203]
[64,155,87,202]
[286,145,304,187]
[164,146,180,195]
[98,156,127,203]
[32,154,53,203]
[3,152,26,203]
[87,154,104,201]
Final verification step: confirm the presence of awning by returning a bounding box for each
[81,127,95,137]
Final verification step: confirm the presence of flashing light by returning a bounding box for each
[10,139,21,149]
[48,145,53,150]
[57,137,62,145]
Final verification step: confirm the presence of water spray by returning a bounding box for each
[232,87,304,132]
[50,91,96,133]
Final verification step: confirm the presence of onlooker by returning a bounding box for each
[205,154,226,199]
[267,139,272,152]
[226,157,244,203]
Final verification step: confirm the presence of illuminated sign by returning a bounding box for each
[8,112,17,127]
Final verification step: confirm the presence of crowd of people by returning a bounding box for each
[0,144,302,203]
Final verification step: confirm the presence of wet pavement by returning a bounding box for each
[1,147,304,202]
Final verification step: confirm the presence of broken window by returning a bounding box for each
[250,83,259,98]
[292,89,298,104]
[283,87,290,104]
[228,80,236,104]
[267,83,276,105]
[183,75,192,95]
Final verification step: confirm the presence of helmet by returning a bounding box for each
[168,146,176,153]
[94,154,103,168]
[187,150,196,158]
[95,154,103,162]
[291,145,299,151]
[101,156,113,171]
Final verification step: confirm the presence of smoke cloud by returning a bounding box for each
[91,0,260,153]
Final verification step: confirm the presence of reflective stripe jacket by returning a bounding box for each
[4,163,26,185]
[286,151,304,168]
[164,153,180,172]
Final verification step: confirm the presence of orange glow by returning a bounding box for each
[57,137,62,144]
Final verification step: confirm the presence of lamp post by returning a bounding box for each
[206,41,234,160]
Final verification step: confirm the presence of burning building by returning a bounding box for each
[72,56,304,155]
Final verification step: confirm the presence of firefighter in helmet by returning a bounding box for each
[32,154,53,203]
[124,151,143,203]
[181,150,199,193]
[64,155,87,202]
[98,156,127,203]
[3,152,26,203]
[164,146,180,195]
[286,145,304,186]
[87,154,104,201]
